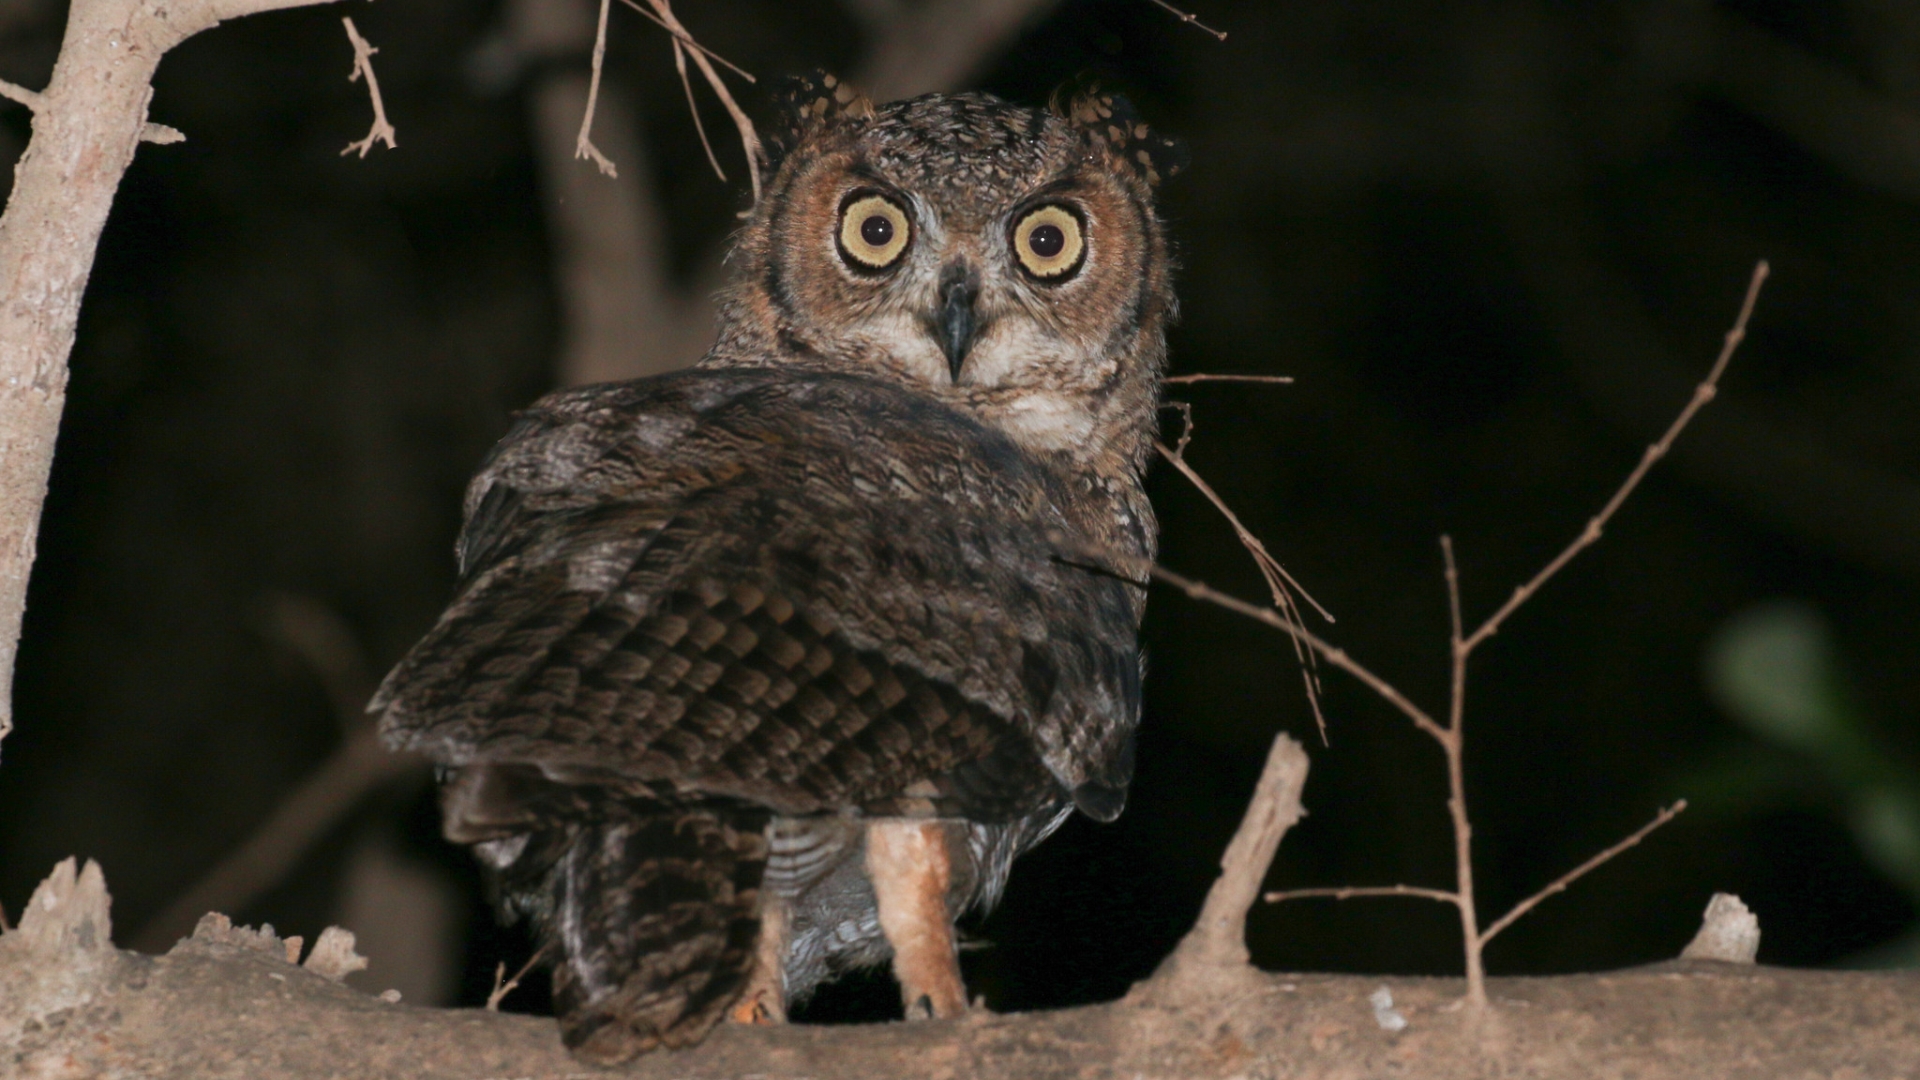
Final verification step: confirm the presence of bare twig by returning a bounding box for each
[1156,440,1331,739]
[1480,801,1689,945]
[673,38,726,183]
[1148,563,1450,744]
[573,0,618,176]
[1458,261,1770,656]
[0,77,41,110]
[0,75,184,144]
[1163,373,1295,385]
[1155,442,1333,623]
[1265,884,1459,905]
[339,17,397,158]
[614,0,754,82]
[638,0,764,202]
[485,944,551,1011]
[1144,0,1228,41]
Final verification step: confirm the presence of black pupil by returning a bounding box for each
[1029,223,1066,259]
[860,215,893,247]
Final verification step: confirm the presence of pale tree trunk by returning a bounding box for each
[0,0,341,758]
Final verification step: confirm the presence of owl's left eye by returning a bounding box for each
[1011,204,1086,282]
[837,192,912,272]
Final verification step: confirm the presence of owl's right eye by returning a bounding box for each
[837,192,912,272]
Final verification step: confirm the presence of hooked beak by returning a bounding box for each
[935,266,979,384]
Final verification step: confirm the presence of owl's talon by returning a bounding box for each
[728,990,779,1025]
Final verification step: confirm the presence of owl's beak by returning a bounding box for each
[935,267,979,383]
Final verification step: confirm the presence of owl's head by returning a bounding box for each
[709,77,1181,473]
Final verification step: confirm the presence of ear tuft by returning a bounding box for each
[1059,89,1187,188]
[769,70,875,170]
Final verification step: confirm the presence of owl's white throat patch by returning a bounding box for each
[977,389,1097,453]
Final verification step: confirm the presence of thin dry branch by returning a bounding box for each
[1265,884,1459,905]
[1148,563,1450,743]
[1154,442,1332,624]
[1163,373,1296,385]
[573,0,618,176]
[641,0,765,202]
[1480,801,1689,945]
[339,17,396,158]
[1155,441,1331,739]
[1439,534,1484,1000]
[615,0,754,82]
[485,944,549,1011]
[673,38,726,182]
[1458,260,1770,656]
[1145,0,1228,41]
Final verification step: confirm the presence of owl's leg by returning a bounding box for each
[865,819,967,1020]
[729,890,788,1024]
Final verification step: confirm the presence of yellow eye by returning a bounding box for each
[837,193,912,271]
[1011,205,1086,281]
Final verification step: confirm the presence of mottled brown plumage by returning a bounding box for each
[374,78,1177,1063]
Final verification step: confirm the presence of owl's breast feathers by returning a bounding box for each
[373,369,1143,828]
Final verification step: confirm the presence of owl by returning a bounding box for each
[373,76,1180,1063]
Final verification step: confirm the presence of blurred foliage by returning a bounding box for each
[1704,600,1920,964]
[0,0,1916,1017]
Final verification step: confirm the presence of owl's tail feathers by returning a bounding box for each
[439,766,771,1063]
[542,802,772,1063]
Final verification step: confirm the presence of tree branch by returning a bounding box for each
[338,17,396,158]
[8,858,1919,1079]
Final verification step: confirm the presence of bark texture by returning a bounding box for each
[5,859,1918,1080]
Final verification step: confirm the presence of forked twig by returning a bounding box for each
[1157,260,1766,1008]
[573,0,619,177]
[340,18,397,159]
[486,944,552,1011]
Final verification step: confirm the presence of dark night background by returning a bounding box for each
[3,0,1917,1021]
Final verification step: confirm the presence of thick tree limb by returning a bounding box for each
[5,859,1918,1079]
[0,0,342,759]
